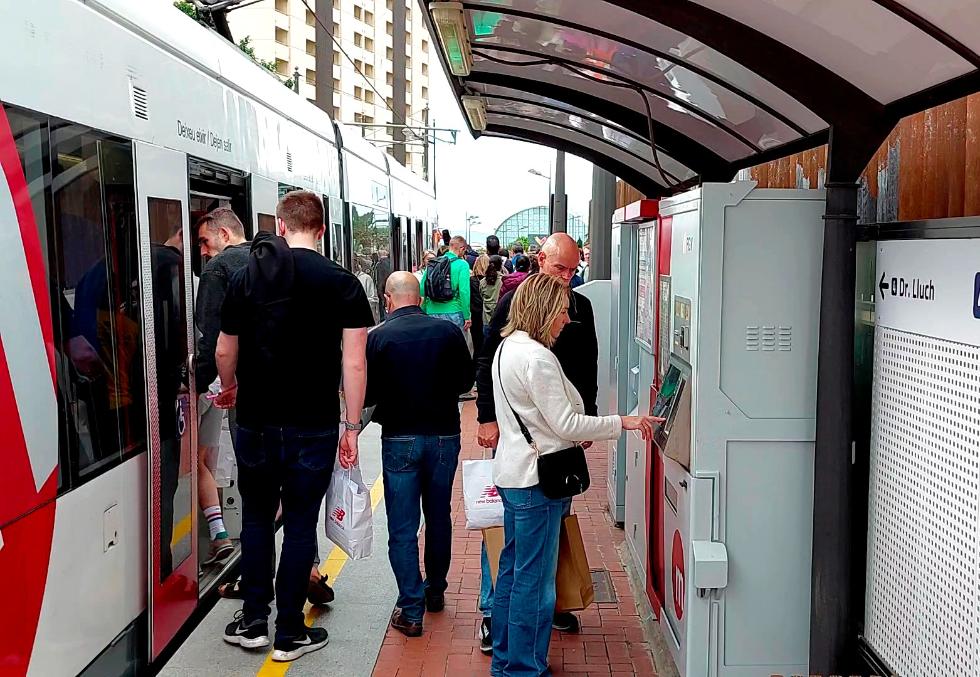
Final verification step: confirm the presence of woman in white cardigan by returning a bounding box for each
[490,274,660,677]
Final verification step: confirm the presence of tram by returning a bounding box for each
[0,1,436,675]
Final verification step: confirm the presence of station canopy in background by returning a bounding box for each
[422,0,980,196]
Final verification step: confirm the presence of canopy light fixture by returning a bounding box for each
[462,95,487,131]
[430,2,472,77]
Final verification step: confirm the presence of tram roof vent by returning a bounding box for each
[286,151,293,172]
[130,83,149,121]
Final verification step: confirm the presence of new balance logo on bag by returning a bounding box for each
[330,507,346,522]
[475,484,501,506]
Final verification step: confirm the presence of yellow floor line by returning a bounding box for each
[171,512,193,547]
[257,473,386,677]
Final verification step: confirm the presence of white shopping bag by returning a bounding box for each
[324,461,374,560]
[462,459,504,530]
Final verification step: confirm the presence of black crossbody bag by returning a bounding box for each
[497,341,591,499]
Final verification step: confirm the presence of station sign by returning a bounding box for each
[875,239,980,347]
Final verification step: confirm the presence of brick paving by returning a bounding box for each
[371,402,659,677]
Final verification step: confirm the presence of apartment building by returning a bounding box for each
[227,0,432,176]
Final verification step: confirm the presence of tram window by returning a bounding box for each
[257,213,276,233]
[327,196,346,267]
[3,104,147,493]
[351,203,391,319]
[278,182,300,199]
[54,129,147,487]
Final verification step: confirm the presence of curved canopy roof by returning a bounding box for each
[422,0,980,196]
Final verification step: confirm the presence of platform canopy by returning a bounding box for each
[421,0,980,195]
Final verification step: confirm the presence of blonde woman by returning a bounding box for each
[490,274,660,675]
[414,249,437,282]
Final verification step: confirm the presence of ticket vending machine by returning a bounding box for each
[651,182,826,677]
[608,200,657,525]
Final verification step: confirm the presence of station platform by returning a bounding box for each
[161,403,662,677]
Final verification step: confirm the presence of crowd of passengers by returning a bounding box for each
[194,190,658,675]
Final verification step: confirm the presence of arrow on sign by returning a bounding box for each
[878,272,889,299]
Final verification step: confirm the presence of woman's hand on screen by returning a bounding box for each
[621,415,665,440]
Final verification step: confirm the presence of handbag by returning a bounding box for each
[497,340,591,499]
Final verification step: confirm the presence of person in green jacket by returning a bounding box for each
[419,235,472,332]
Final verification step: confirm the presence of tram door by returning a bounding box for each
[414,219,425,271]
[134,142,199,660]
[396,215,410,271]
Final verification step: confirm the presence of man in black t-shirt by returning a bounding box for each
[213,191,373,663]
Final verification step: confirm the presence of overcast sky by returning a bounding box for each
[426,56,593,245]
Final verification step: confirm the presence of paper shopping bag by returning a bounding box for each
[463,459,504,529]
[324,462,374,560]
[483,526,505,585]
[555,514,594,612]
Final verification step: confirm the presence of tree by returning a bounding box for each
[174,1,198,20]
[173,5,296,90]
[238,36,296,89]
[513,236,530,251]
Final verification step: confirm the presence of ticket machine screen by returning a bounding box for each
[653,365,682,420]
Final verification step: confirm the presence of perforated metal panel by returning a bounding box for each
[865,327,980,677]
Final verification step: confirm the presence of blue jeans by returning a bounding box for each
[479,448,497,618]
[382,434,461,623]
[479,542,494,618]
[235,425,337,640]
[491,485,568,677]
[482,496,571,620]
[431,311,466,329]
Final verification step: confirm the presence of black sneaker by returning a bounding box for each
[424,590,445,612]
[479,617,492,655]
[223,610,270,649]
[271,626,329,662]
[552,611,579,633]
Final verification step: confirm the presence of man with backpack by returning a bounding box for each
[419,235,471,332]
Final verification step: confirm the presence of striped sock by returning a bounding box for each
[204,505,227,541]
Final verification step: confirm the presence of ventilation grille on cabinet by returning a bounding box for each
[865,328,980,677]
[131,85,149,120]
[745,325,792,352]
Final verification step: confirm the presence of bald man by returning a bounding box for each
[473,233,600,647]
[365,271,474,638]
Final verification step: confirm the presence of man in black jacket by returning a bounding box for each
[474,232,599,647]
[194,208,249,566]
[366,271,474,638]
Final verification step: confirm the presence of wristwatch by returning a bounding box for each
[342,420,363,431]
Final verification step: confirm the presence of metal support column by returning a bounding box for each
[550,150,567,233]
[809,116,892,674]
[588,165,616,280]
[313,0,336,118]
[392,0,408,166]
[810,176,859,675]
